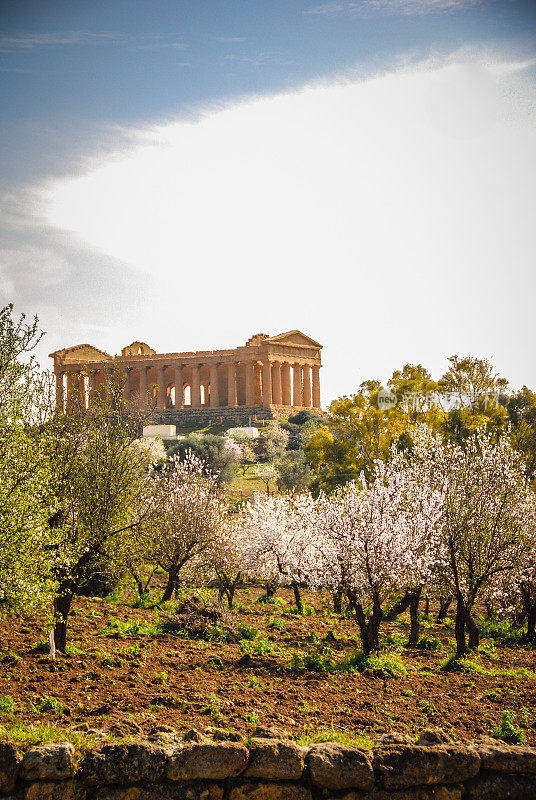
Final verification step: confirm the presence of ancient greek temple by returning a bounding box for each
[49,330,322,423]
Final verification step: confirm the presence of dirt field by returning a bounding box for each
[1,586,535,746]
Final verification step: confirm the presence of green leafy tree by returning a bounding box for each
[45,383,157,650]
[274,450,312,492]
[508,386,536,479]
[0,306,52,616]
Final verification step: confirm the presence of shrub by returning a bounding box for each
[492,710,525,744]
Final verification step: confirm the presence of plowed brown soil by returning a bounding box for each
[1,586,535,744]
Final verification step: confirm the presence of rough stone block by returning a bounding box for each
[229,781,312,800]
[244,739,307,780]
[24,780,86,800]
[416,729,453,746]
[166,743,249,781]
[250,728,291,741]
[307,743,374,791]
[92,782,223,800]
[0,742,21,795]
[77,742,167,785]
[329,787,462,800]
[464,771,536,800]
[21,743,75,781]
[373,744,480,789]
[475,743,536,773]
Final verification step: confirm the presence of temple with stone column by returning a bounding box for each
[49,330,322,425]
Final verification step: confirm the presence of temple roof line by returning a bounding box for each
[50,330,322,365]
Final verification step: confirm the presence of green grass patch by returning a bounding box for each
[297,727,374,749]
[440,653,489,674]
[0,695,15,715]
[239,635,281,657]
[100,615,161,637]
[31,696,69,715]
[416,635,442,651]
[477,615,524,644]
[0,722,98,750]
[291,648,407,678]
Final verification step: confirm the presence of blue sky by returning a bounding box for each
[1,0,535,402]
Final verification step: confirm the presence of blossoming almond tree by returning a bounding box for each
[315,460,443,654]
[153,452,225,602]
[411,427,534,656]
[241,492,317,612]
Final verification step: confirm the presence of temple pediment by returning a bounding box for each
[49,344,112,363]
[266,330,322,349]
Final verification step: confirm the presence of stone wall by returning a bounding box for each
[149,406,281,428]
[1,729,536,800]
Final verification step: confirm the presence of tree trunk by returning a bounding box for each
[484,600,494,618]
[351,595,383,655]
[455,595,470,656]
[385,590,412,621]
[436,595,453,622]
[466,613,480,650]
[408,588,422,648]
[520,582,536,643]
[292,581,303,614]
[265,580,278,599]
[53,590,74,652]
[526,603,536,643]
[424,595,430,617]
[333,590,343,614]
[162,568,178,602]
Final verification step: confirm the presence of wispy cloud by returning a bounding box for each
[213,36,249,44]
[305,0,483,17]
[0,31,187,52]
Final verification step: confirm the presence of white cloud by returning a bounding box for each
[17,51,536,399]
[305,0,483,16]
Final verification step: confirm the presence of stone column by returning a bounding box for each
[156,364,166,410]
[227,362,238,407]
[262,361,272,406]
[174,364,183,408]
[191,364,201,408]
[281,363,292,406]
[293,363,303,407]
[66,371,78,408]
[139,365,148,409]
[312,365,321,409]
[254,364,262,404]
[77,374,86,408]
[272,362,282,405]
[302,365,312,408]
[209,363,219,408]
[55,371,64,409]
[245,362,255,406]
[122,369,130,403]
[88,370,97,407]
